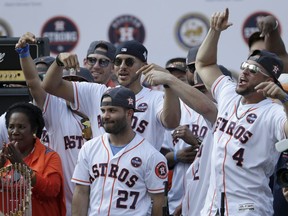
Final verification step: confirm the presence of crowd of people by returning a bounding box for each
[0,8,288,216]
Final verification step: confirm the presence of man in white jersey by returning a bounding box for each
[195,8,288,216]
[15,32,96,216]
[42,40,181,151]
[161,57,210,215]
[72,87,168,215]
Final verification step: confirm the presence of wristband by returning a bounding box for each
[15,44,30,58]
[280,94,288,104]
[173,150,178,163]
[273,20,279,31]
[56,54,64,67]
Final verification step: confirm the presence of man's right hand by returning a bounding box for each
[15,32,37,48]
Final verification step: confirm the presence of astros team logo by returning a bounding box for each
[242,11,281,45]
[155,161,168,179]
[246,113,257,124]
[41,16,80,54]
[137,103,148,112]
[131,157,142,168]
[0,18,12,37]
[108,15,145,46]
[175,13,210,50]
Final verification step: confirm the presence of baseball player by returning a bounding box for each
[160,57,211,214]
[196,8,288,215]
[71,87,168,215]
[16,32,97,216]
[42,40,181,151]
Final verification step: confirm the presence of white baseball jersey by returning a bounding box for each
[71,82,166,150]
[72,133,168,215]
[0,112,8,147]
[163,100,210,214]
[42,94,95,216]
[181,128,214,216]
[201,76,286,216]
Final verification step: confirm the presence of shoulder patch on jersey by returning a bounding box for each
[44,146,54,154]
[131,157,142,168]
[155,161,168,179]
[246,113,257,124]
[137,103,148,112]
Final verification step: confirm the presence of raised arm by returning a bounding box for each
[140,65,217,124]
[196,8,233,91]
[41,53,79,103]
[257,15,288,73]
[15,32,47,109]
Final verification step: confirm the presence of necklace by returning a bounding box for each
[235,97,258,120]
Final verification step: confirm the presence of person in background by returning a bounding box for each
[83,40,117,87]
[160,57,206,215]
[0,102,65,216]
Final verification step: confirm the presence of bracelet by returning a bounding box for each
[273,20,279,31]
[15,44,30,58]
[55,54,64,67]
[280,94,288,104]
[173,150,178,163]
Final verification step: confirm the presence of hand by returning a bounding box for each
[283,187,288,202]
[58,53,80,72]
[5,141,25,165]
[137,63,172,86]
[257,15,278,37]
[15,32,37,49]
[176,146,198,164]
[255,81,286,101]
[172,125,200,146]
[210,8,233,32]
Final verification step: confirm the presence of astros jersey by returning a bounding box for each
[71,82,166,150]
[163,100,210,214]
[202,75,286,216]
[182,129,214,216]
[42,94,92,216]
[72,133,168,215]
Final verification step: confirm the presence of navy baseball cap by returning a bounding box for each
[33,56,55,67]
[87,40,116,61]
[186,45,200,65]
[165,57,187,73]
[248,50,283,79]
[115,40,148,62]
[62,67,94,82]
[101,87,143,112]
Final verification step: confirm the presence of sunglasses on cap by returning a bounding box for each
[87,57,111,68]
[114,57,135,67]
[187,63,196,73]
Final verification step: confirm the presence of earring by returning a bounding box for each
[33,133,37,139]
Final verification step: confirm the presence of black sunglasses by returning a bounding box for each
[187,63,196,73]
[114,57,135,67]
[87,57,110,68]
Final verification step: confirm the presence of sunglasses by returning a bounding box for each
[87,57,110,68]
[240,62,268,77]
[187,63,196,73]
[114,57,135,67]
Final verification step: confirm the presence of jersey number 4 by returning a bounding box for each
[232,148,245,167]
[116,190,140,209]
